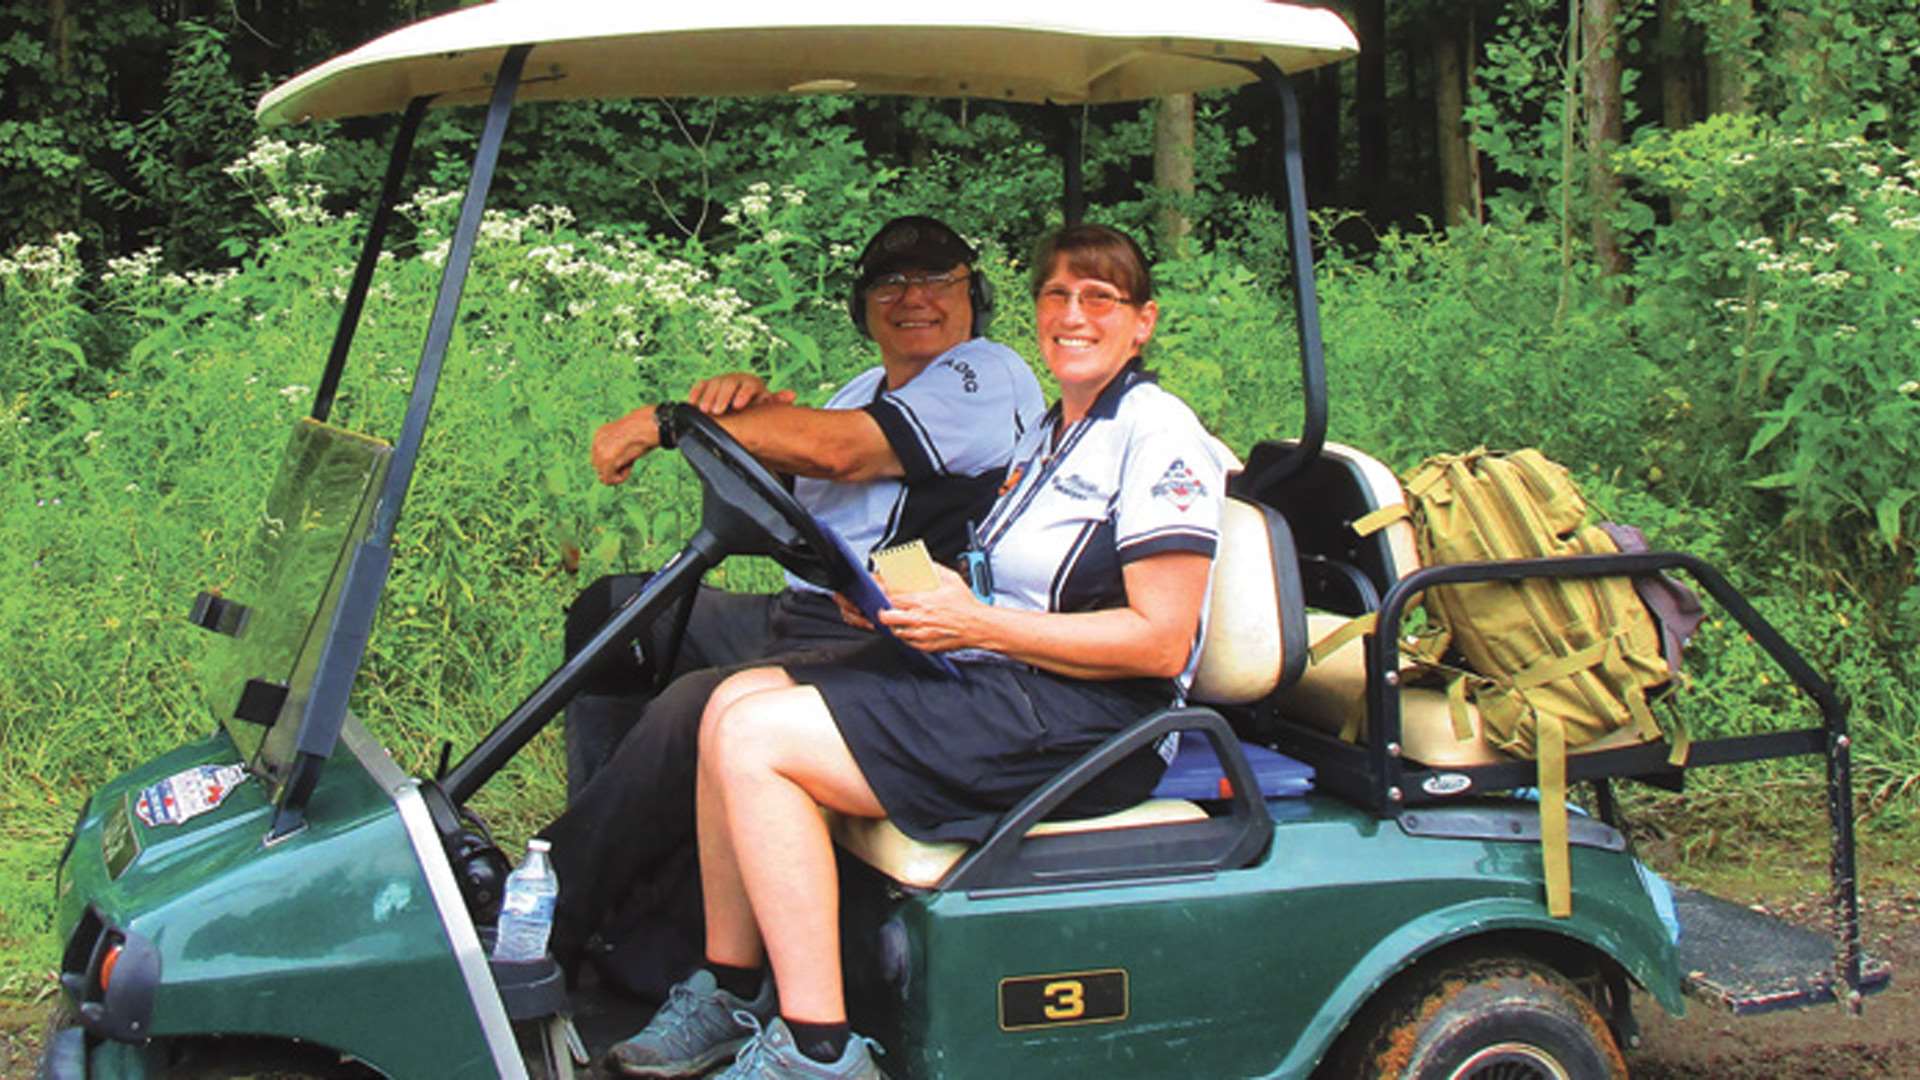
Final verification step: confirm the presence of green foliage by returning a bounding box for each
[1306,216,1657,475]
[87,21,257,268]
[1618,118,1920,610]
[1685,0,1920,138]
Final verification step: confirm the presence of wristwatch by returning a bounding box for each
[654,402,677,450]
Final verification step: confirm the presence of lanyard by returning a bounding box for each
[975,411,1098,555]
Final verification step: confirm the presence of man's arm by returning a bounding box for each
[591,398,902,486]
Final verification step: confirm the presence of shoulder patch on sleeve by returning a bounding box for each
[1150,458,1209,513]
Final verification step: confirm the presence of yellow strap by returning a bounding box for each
[1510,638,1611,691]
[1446,674,1475,742]
[1350,503,1409,538]
[1310,614,1375,666]
[1403,462,1445,499]
[1624,680,1662,743]
[1338,707,1364,744]
[1666,716,1692,767]
[1538,715,1572,918]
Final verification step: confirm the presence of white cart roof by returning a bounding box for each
[258,0,1358,126]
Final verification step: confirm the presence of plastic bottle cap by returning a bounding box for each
[528,838,552,853]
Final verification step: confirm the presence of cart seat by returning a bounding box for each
[828,496,1309,888]
[826,798,1209,889]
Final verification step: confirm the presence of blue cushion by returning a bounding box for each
[1152,739,1315,800]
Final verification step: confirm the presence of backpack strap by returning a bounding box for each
[1445,673,1475,742]
[1537,713,1573,918]
[1309,613,1374,666]
[1350,502,1409,538]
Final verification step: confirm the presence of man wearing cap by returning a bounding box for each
[541,216,1045,994]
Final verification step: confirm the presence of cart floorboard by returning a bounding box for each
[1674,886,1893,1015]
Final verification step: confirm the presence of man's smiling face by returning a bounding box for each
[864,262,974,371]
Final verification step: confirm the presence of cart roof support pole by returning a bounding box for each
[270,46,531,840]
[312,95,432,424]
[1256,63,1327,482]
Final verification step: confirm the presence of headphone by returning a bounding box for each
[847,215,995,339]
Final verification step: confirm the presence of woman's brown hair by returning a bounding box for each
[1028,223,1153,304]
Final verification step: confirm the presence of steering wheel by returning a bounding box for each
[663,403,860,593]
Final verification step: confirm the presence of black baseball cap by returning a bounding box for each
[854,215,977,288]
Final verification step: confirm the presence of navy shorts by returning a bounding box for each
[786,641,1171,843]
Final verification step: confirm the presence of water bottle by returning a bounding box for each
[492,838,558,964]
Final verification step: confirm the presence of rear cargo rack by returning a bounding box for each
[1265,550,1877,1010]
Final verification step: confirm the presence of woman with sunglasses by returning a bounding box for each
[608,224,1234,1080]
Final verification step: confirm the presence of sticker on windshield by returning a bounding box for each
[134,763,249,828]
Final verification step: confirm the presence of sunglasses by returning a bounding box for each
[1036,285,1133,317]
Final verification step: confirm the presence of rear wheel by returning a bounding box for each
[1331,953,1627,1080]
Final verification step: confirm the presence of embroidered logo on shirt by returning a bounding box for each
[1051,473,1105,501]
[1150,458,1207,512]
[939,357,980,393]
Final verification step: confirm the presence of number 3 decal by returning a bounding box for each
[999,969,1127,1031]
[1041,980,1086,1020]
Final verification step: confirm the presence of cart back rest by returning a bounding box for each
[198,419,391,777]
[1188,497,1311,705]
[1242,440,1419,615]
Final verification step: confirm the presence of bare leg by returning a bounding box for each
[707,678,884,1023]
[694,667,798,970]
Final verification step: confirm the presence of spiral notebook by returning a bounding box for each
[819,525,960,679]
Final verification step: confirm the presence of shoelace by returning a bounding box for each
[638,981,727,1055]
[726,1012,772,1073]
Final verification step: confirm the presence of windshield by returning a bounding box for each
[199,419,390,781]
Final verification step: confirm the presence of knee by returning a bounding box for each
[701,668,786,738]
[705,692,790,786]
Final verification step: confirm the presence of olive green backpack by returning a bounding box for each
[1356,447,1686,917]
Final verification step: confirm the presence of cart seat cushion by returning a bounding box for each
[1189,497,1309,705]
[1279,614,1648,767]
[825,798,1208,889]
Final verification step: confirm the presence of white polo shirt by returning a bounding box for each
[787,337,1046,591]
[964,360,1233,699]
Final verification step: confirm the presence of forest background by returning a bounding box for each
[2,0,1919,994]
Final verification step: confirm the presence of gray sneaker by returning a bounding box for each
[711,1016,885,1080]
[607,970,777,1078]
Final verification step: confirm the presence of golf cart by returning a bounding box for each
[41,2,1888,1078]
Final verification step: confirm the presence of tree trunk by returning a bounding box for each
[1153,93,1196,257]
[1584,0,1628,278]
[1657,0,1698,128]
[1307,66,1343,208]
[1355,0,1388,217]
[1705,0,1752,115]
[1433,24,1474,227]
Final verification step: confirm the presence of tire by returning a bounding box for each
[1331,953,1628,1080]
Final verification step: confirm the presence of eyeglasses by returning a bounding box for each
[867,268,970,304]
[1036,285,1132,317]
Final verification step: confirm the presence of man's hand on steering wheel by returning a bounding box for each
[658,404,855,591]
[590,405,662,485]
[688,372,796,416]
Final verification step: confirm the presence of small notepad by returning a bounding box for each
[870,538,939,594]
